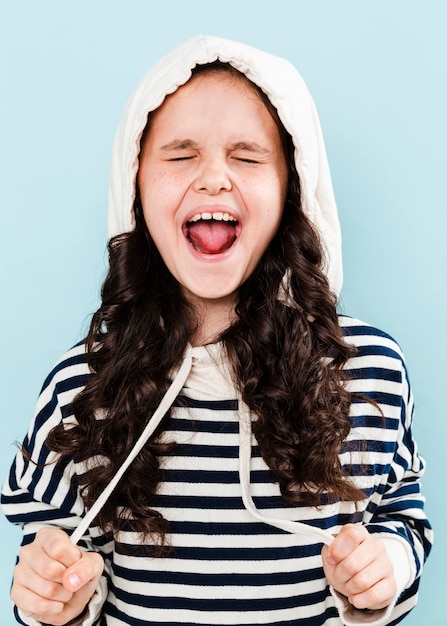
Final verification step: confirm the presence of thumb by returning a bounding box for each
[62,550,104,593]
[321,543,337,568]
[321,543,340,591]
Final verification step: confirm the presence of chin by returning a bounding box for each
[182,283,240,305]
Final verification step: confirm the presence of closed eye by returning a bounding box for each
[167,155,196,162]
[235,157,260,164]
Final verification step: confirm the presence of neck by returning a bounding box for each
[187,295,237,347]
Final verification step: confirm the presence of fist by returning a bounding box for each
[11,527,104,625]
[321,524,396,611]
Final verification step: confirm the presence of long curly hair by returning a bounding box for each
[47,63,365,545]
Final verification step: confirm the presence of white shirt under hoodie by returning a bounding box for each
[1,35,432,626]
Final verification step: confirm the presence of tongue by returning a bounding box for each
[188,221,237,254]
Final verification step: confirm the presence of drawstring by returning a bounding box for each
[238,401,334,546]
[71,350,333,548]
[70,347,194,545]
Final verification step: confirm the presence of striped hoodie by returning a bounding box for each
[2,317,432,625]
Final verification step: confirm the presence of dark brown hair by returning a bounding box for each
[47,62,364,545]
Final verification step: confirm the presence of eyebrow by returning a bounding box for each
[228,141,272,155]
[160,139,272,155]
[160,139,199,152]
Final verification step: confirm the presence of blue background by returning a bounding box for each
[0,1,445,624]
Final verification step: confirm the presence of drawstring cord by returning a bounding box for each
[70,348,333,548]
[238,401,334,546]
[70,347,194,545]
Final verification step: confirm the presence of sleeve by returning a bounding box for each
[1,347,111,626]
[331,335,433,626]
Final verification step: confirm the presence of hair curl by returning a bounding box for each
[47,63,364,545]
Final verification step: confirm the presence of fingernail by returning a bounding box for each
[67,572,81,591]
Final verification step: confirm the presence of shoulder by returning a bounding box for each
[22,342,92,451]
[338,318,416,431]
[38,340,92,404]
[338,315,411,391]
[339,315,405,362]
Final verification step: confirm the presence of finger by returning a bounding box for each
[13,562,72,605]
[348,575,397,611]
[63,551,104,593]
[17,544,64,585]
[326,524,368,565]
[329,540,379,586]
[11,579,68,621]
[342,558,394,595]
[17,595,66,621]
[36,527,82,569]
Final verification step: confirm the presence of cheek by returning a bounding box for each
[140,171,174,227]
[141,169,168,199]
[251,176,286,221]
[144,169,187,210]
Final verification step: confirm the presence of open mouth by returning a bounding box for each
[183,211,239,255]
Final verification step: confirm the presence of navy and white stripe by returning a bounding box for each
[1,317,432,625]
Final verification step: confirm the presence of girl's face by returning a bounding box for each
[138,71,288,310]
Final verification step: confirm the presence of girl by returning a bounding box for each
[2,36,432,626]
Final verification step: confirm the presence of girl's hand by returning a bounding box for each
[11,527,104,626]
[321,523,397,611]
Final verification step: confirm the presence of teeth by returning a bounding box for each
[188,212,237,223]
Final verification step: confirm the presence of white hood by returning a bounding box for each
[108,35,343,295]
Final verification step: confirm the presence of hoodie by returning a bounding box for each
[1,36,431,626]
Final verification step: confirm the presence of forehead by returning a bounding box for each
[158,71,262,111]
[144,70,280,142]
[189,64,263,97]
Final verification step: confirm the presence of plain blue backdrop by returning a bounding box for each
[1,1,445,624]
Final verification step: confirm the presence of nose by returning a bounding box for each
[194,158,232,194]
